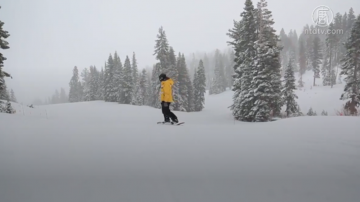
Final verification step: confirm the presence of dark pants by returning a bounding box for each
[161,102,178,122]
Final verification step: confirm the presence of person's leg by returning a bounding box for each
[167,103,178,123]
[161,102,170,122]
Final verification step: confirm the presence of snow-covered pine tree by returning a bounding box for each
[154,26,170,73]
[130,72,141,106]
[10,89,16,102]
[88,66,100,100]
[69,66,82,102]
[98,67,105,100]
[210,49,226,95]
[0,81,9,101]
[131,69,149,106]
[193,60,206,111]
[250,0,283,121]
[167,46,181,111]
[81,68,91,101]
[0,6,11,103]
[307,107,315,116]
[298,34,306,87]
[282,55,299,117]
[131,52,138,88]
[305,25,314,71]
[321,110,328,116]
[322,22,337,87]
[203,53,211,89]
[149,63,162,108]
[347,8,356,32]
[120,56,133,104]
[103,55,113,102]
[113,52,124,103]
[311,35,322,86]
[176,53,189,111]
[227,0,257,121]
[186,55,195,112]
[339,15,360,115]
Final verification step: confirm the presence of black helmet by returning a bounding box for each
[159,73,166,81]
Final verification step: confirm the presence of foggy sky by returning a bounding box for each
[1,0,359,104]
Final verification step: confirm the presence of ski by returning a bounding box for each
[157,122,184,126]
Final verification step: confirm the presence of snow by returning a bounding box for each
[294,70,345,115]
[1,74,360,202]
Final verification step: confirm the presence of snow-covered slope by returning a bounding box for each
[1,75,360,202]
[294,70,345,115]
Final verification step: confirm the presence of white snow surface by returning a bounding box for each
[1,73,360,202]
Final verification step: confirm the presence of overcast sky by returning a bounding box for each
[1,0,359,104]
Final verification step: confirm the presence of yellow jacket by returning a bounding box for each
[161,78,174,102]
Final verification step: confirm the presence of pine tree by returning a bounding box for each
[203,53,211,89]
[250,0,283,121]
[307,107,315,116]
[88,66,100,100]
[104,54,118,102]
[227,0,257,121]
[282,56,299,117]
[131,69,149,106]
[69,66,82,102]
[311,35,322,86]
[130,53,139,105]
[210,49,226,94]
[167,46,180,111]
[193,60,206,111]
[298,34,306,87]
[121,56,133,104]
[0,84,9,101]
[347,8,356,31]
[98,67,105,100]
[176,53,190,111]
[130,73,141,106]
[113,53,124,103]
[321,110,328,116]
[0,6,11,95]
[154,26,170,73]
[81,68,91,101]
[305,25,314,71]
[322,23,337,87]
[131,52,138,87]
[149,63,162,108]
[0,6,11,110]
[340,15,360,115]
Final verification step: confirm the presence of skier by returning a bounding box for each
[159,73,179,124]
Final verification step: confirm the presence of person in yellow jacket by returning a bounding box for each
[159,73,179,123]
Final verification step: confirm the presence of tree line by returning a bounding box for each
[228,0,359,121]
[0,5,14,113]
[68,27,207,112]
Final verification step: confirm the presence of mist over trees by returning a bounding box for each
[3,3,357,119]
